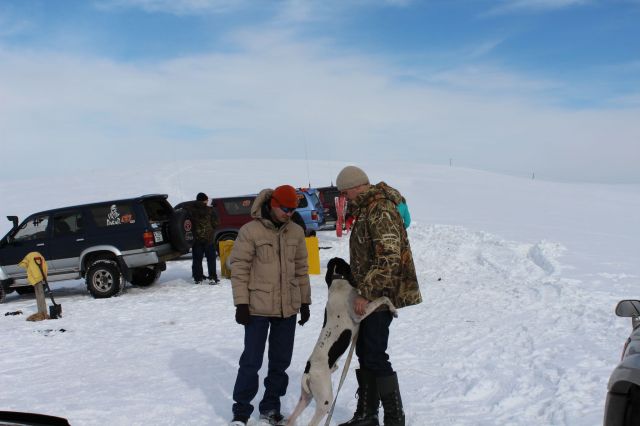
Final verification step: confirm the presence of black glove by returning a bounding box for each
[235,304,250,325]
[298,304,310,326]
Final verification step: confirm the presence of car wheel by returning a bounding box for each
[15,286,35,295]
[169,208,194,253]
[86,259,123,298]
[130,266,161,287]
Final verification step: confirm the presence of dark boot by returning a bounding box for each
[377,373,405,426]
[338,369,380,426]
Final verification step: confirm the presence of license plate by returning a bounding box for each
[154,231,163,243]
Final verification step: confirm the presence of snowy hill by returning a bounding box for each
[1,160,639,425]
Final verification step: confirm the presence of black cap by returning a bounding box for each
[196,192,208,201]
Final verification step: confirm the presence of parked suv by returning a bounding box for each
[316,185,341,227]
[0,194,193,302]
[203,188,325,246]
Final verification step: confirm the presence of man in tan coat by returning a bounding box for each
[229,185,312,426]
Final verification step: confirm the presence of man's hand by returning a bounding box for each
[353,295,370,316]
[298,304,310,325]
[235,304,250,325]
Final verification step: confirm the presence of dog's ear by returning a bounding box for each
[325,257,354,287]
[333,257,351,278]
[325,258,337,286]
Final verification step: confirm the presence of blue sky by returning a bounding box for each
[1,0,639,183]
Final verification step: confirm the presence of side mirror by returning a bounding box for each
[615,300,640,317]
[7,216,18,229]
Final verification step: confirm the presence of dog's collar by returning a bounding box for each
[332,274,348,281]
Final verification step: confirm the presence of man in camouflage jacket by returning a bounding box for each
[185,192,219,284]
[335,165,421,426]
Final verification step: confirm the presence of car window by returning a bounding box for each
[311,193,321,208]
[13,214,50,241]
[222,198,254,216]
[296,193,308,208]
[90,203,136,227]
[320,188,340,204]
[143,198,173,221]
[53,211,84,236]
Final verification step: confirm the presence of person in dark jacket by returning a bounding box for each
[185,192,219,285]
[335,166,422,426]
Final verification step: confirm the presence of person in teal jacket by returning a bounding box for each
[397,197,411,229]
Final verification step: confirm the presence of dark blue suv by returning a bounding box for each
[0,194,193,302]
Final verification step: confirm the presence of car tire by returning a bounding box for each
[86,259,123,298]
[169,208,194,254]
[130,266,161,287]
[15,286,35,295]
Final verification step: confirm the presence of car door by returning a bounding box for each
[0,213,51,281]
[46,209,90,275]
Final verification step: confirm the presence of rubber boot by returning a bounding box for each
[377,373,405,426]
[338,369,380,426]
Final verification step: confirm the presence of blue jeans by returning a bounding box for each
[232,315,297,418]
[356,310,394,376]
[192,241,217,281]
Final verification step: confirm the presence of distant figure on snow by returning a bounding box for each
[184,192,219,285]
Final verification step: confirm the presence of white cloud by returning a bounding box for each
[0,28,638,183]
[487,0,590,14]
[95,0,245,15]
[273,0,414,24]
[467,38,506,58]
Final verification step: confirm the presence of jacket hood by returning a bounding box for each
[353,181,402,210]
[251,188,274,221]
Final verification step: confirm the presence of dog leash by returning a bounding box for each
[324,331,358,426]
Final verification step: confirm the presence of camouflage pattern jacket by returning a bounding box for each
[184,201,219,243]
[348,182,422,309]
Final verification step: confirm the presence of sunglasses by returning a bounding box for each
[279,206,296,213]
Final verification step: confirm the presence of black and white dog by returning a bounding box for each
[286,257,397,426]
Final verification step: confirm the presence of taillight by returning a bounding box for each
[311,210,318,221]
[143,231,155,248]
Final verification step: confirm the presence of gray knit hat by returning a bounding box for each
[336,165,370,191]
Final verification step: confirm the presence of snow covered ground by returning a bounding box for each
[1,160,639,426]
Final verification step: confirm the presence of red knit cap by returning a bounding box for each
[271,185,299,209]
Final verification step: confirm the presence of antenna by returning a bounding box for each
[305,144,311,188]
